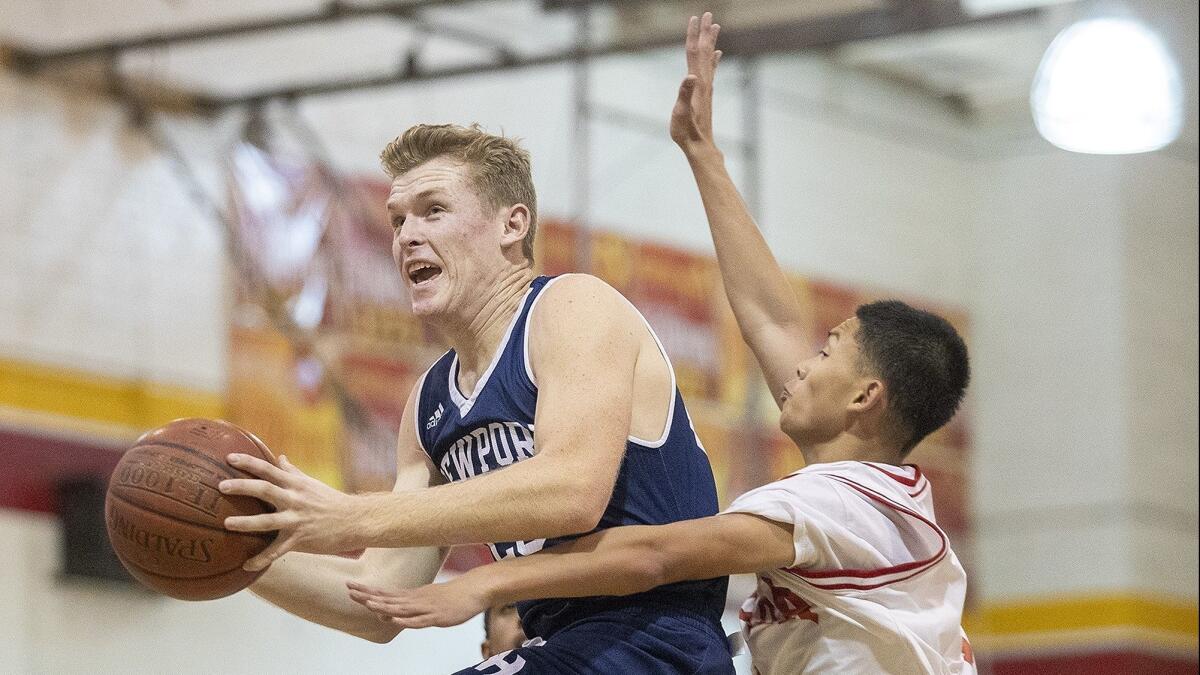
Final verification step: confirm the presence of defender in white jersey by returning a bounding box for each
[728,462,974,674]
[347,13,975,674]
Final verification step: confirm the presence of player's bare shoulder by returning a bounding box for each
[529,274,641,337]
[526,274,644,377]
[532,274,637,318]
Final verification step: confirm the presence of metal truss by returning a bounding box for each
[4,0,1043,113]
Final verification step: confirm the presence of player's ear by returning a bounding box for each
[850,379,885,414]
[500,204,530,249]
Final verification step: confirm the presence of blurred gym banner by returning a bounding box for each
[223,148,971,577]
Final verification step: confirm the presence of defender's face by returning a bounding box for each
[388,157,505,318]
[779,317,867,446]
[482,605,525,658]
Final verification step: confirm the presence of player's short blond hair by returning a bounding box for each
[380,123,538,261]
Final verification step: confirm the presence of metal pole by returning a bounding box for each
[740,56,762,221]
[571,3,592,272]
[737,55,776,487]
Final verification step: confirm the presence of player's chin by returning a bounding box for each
[778,413,810,444]
[408,289,447,317]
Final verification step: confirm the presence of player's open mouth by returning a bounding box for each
[407,262,443,286]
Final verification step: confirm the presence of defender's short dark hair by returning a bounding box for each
[854,300,970,454]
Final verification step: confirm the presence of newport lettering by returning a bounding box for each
[438,422,535,482]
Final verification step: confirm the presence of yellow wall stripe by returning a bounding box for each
[0,357,224,432]
[967,593,1198,638]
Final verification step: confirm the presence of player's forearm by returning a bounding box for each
[251,552,394,642]
[684,143,802,338]
[252,547,443,643]
[355,455,606,548]
[467,526,675,606]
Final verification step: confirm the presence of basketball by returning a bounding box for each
[105,418,277,600]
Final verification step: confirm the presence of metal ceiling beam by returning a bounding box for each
[215,2,1042,107]
[5,0,494,68]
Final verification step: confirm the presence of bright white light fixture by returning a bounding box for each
[1031,17,1183,154]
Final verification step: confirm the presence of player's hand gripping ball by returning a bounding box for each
[105,418,277,600]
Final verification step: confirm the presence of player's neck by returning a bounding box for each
[801,433,903,467]
[445,267,536,379]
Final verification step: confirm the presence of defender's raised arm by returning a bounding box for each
[673,12,810,404]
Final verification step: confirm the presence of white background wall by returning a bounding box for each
[1,5,1197,671]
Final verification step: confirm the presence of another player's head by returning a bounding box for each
[481,602,525,658]
[381,123,537,319]
[779,300,969,459]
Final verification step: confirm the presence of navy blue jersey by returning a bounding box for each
[415,275,727,639]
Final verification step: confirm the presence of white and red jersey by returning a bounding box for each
[724,461,976,675]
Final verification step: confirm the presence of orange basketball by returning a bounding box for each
[105,418,276,600]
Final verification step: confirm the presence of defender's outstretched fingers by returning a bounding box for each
[700,16,718,51]
[685,15,701,72]
[346,581,397,598]
[676,75,699,110]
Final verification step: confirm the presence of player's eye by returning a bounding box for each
[392,216,405,231]
[429,205,445,215]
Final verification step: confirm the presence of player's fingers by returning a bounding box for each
[675,75,698,108]
[243,535,294,571]
[685,15,700,71]
[224,511,290,533]
[699,16,717,50]
[227,453,293,485]
[389,614,437,629]
[218,478,287,505]
[277,454,304,475]
[363,598,404,614]
[348,589,395,606]
[713,49,723,69]
[346,581,396,597]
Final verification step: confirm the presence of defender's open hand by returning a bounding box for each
[670,12,723,151]
[346,576,491,629]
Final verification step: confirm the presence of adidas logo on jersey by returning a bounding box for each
[426,403,444,430]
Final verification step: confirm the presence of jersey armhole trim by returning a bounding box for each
[523,274,677,448]
[412,361,439,456]
[616,293,676,448]
[522,274,569,389]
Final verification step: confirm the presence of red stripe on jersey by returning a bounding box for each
[783,475,947,589]
[862,462,923,487]
[909,479,930,500]
[793,555,948,591]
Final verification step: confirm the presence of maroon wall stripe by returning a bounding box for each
[0,426,124,512]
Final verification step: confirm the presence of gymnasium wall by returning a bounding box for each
[1,28,1197,675]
